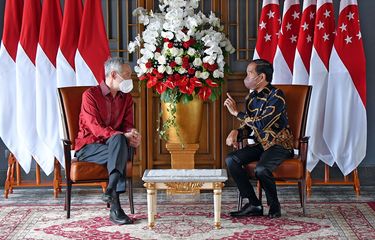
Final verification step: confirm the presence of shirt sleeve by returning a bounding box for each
[81,91,122,139]
[122,94,134,133]
[239,89,286,131]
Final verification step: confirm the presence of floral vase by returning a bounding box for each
[161,96,204,169]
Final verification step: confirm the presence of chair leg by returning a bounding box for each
[298,181,303,207]
[301,180,306,215]
[66,183,72,218]
[237,190,243,211]
[128,177,134,214]
[257,181,262,202]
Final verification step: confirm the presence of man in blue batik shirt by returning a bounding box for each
[224,59,294,218]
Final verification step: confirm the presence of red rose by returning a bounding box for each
[182,41,190,49]
[168,42,174,48]
[182,62,190,69]
[203,63,210,69]
[163,38,169,42]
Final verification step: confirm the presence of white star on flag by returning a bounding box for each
[302,22,309,31]
[323,33,330,41]
[286,22,292,30]
[259,21,267,29]
[347,11,355,20]
[317,21,324,29]
[345,35,352,44]
[290,35,297,43]
[267,10,275,18]
[264,33,272,41]
[292,11,300,19]
[323,9,331,18]
[356,31,362,39]
[306,34,312,42]
[310,12,315,20]
[339,23,347,32]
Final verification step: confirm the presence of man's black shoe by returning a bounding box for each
[101,189,113,203]
[109,208,133,225]
[230,203,263,217]
[268,205,281,218]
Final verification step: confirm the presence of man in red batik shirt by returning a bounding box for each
[75,58,141,225]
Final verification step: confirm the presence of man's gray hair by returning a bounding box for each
[104,57,127,77]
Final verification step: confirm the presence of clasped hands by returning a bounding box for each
[124,128,141,148]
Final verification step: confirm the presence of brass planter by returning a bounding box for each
[161,96,204,169]
[161,96,204,144]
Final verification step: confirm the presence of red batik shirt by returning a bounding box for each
[74,81,134,151]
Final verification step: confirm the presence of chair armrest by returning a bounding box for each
[62,138,72,146]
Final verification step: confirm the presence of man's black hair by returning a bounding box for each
[249,59,274,83]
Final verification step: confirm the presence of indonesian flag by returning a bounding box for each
[272,0,300,84]
[15,0,54,173]
[0,0,31,170]
[56,0,83,88]
[324,0,366,176]
[292,0,316,85]
[35,0,63,174]
[306,0,335,171]
[253,0,281,63]
[75,0,110,85]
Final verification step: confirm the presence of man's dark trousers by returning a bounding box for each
[226,144,293,207]
[75,134,129,193]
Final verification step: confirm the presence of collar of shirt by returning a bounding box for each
[99,80,124,98]
[250,83,273,98]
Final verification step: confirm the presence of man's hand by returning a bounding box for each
[226,129,239,149]
[124,128,141,148]
[224,93,239,116]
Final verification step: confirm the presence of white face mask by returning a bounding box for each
[116,73,133,93]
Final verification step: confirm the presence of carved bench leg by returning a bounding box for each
[53,159,62,198]
[4,152,15,198]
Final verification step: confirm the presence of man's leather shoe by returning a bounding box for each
[109,208,133,225]
[230,203,263,217]
[268,205,281,218]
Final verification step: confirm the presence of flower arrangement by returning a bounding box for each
[128,0,235,140]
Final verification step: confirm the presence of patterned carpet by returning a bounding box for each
[1,201,375,239]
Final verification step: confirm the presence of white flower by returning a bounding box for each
[170,47,179,57]
[166,66,173,74]
[195,71,201,78]
[161,31,174,40]
[157,55,167,65]
[213,69,224,78]
[175,57,182,65]
[144,43,156,52]
[178,67,187,74]
[140,48,154,60]
[140,63,147,73]
[200,71,209,80]
[193,58,202,67]
[128,42,136,53]
[158,65,166,73]
[187,48,196,56]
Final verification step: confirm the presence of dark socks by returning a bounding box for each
[110,191,121,211]
[108,170,121,191]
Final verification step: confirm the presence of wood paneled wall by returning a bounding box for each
[104,0,261,176]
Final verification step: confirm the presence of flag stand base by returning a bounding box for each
[306,165,360,196]
[3,152,63,198]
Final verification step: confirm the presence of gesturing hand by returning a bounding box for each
[224,93,239,117]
